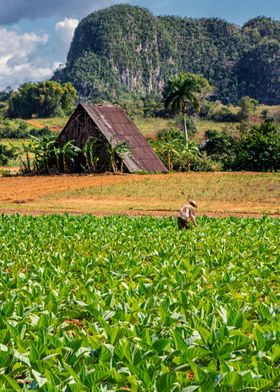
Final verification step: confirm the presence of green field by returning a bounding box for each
[24,117,68,132]
[0,215,279,391]
[22,116,239,139]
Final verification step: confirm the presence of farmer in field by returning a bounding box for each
[178,200,198,230]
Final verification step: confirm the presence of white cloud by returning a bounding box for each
[0,1,126,90]
[55,18,79,44]
[55,18,79,58]
[0,27,58,90]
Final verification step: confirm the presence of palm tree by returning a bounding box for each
[165,73,213,144]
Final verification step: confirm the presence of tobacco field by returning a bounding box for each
[0,214,279,391]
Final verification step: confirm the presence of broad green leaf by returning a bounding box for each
[153,338,170,353]
[31,369,47,388]
[84,366,110,386]
[1,301,15,317]
[184,347,209,361]
[219,371,243,389]
[254,328,266,351]
[244,378,273,391]
[270,344,280,363]
[0,375,22,391]
[156,372,176,392]
[172,330,189,351]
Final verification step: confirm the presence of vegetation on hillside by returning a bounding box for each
[53,5,280,104]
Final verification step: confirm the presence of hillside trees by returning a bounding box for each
[7,81,77,119]
[236,40,280,104]
[53,5,280,104]
[165,73,213,143]
[243,16,280,40]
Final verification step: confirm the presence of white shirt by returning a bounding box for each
[179,204,196,221]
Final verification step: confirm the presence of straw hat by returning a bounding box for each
[189,200,197,208]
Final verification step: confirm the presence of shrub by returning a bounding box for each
[201,130,237,169]
[0,144,14,165]
[118,99,144,118]
[151,129,217,171]
[200,102,238,122]
[201,120,280,172]
[0,121,52,138]
[156,128,184,143]
[143,94,164,117]
[238,96,259,121]
[234,119,280,171]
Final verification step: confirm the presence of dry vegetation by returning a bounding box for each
[0,172,279,216]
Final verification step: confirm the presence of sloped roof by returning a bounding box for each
[78,103,168,173]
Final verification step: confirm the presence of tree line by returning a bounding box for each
[7,81,77,119]
[0,73,279,174]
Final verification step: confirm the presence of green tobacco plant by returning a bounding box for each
[0,215,279,390]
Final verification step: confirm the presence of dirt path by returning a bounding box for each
[25,120,45,129]
[24,120,63,132]
[0,208,279,218]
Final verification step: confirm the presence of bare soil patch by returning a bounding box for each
[0,173,279,217]
[0,174,137,202]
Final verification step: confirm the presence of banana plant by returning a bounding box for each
[107,139,131,173]
[60,140,81,173]
[82,136,101,172]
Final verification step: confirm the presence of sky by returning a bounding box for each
[0,0,279,90]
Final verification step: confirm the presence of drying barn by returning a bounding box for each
[57,103,168,173]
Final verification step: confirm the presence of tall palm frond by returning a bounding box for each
[165,73,212,144]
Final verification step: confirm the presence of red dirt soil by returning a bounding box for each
[0,173,279,218]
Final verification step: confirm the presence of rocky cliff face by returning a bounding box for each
[53,5,280,104]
